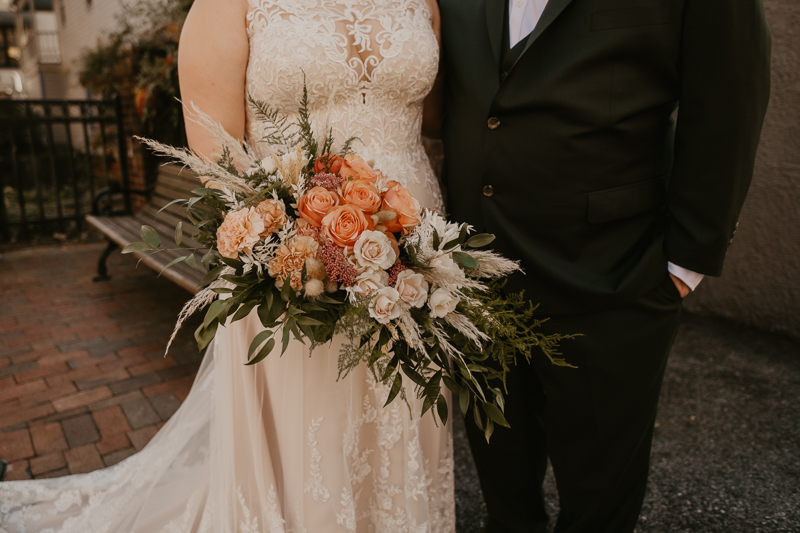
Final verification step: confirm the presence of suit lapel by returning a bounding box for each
[515,0,575,66]
[485,0,506,66]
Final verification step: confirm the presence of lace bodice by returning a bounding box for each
[245,0,443,209]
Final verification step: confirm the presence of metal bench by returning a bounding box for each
[86,164,205,294]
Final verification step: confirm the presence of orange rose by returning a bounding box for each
[313,154,343,174]
[340,178,382,214]
[297,186,340,227]
[321,205,374,248]
[339,154,377,182]
[381,181,421,234]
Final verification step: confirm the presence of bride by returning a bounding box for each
[0,0,454,531]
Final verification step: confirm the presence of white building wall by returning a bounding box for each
[56,0,125,99]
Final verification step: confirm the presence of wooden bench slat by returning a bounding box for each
[86,164,213,295]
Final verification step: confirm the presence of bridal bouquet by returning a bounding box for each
[128,85,572,441]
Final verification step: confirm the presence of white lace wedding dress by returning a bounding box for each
[0,1,455,531]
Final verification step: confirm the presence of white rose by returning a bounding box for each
[429,252,467,288]
[353,230,397,271]
[395,269,429,309]
[428,288,460,318]
[369,287,402,324]
[346,269,389,303]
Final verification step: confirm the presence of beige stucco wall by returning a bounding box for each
[683,0,800,341]
[56,0,125,99]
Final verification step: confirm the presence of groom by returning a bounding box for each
[437,0,771,531]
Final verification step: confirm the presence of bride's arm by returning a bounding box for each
[422,0,444,139]
[178,0,250,161]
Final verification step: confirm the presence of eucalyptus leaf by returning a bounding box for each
[483,402,510,428]
[465,233,495,248]
[281,319,293,354]
[245,338,275,365]
[459,386,470,415]
[232,300,258,323]
[195,320,218,351]
[185,253,197,270]
[384,373,403,407]
[204,300,227,329]
[174,222,183,247]
[436,395,449,426]
[140,225,161,248]
[159,255,188,276]
[295,316,326,327]
[248,330,274,358]
[156,198,186,217]
[453,251,479,269]
[199,264,225,287]
[484,418,495,443]
[472,402,484,431]
[121,242,152,254]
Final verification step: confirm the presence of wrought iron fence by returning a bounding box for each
[0,97,130,242]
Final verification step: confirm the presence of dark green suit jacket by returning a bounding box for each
[439,0,771,315]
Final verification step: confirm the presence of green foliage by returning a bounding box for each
[78,0,194,145]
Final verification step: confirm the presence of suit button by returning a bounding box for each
[483,185,494,197]
[487,117,500,130]
[500,71,508,82]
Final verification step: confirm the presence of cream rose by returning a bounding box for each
[346,268,389,303]
[395,270,429,309]
[353,230,397,271]
[216,207,265,259]
[368,287,402,324]
[428,288,460,318]
[254,198,286,237]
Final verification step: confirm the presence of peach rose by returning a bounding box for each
[381,180,421,234]
[216,207,265,259]
[313,154,343,174]
[340,178,382,214]
[339,154,377,182]
[268,235,320,291]
[297,186,340,227]
[321,204,374,248]
[254,198,286,237]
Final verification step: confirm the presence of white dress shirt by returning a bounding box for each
[507,0,705,290]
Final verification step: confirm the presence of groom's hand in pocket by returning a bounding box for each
[669,274,691,299]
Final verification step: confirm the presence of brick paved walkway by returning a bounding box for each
[0,243,203,480]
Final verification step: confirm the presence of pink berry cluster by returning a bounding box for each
[309,172,343,191]
[320,241,357,286]
[387,260,409,288]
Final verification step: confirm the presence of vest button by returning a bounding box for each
[483,185,494,197]
[487,117,500,130]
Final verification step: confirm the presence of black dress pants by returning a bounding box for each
[466,273,684,533]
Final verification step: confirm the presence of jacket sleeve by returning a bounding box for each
[665,0,771,276]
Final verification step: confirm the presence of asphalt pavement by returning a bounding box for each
[452,314,800,533]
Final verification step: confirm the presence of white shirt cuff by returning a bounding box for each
[668,262,705,291]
